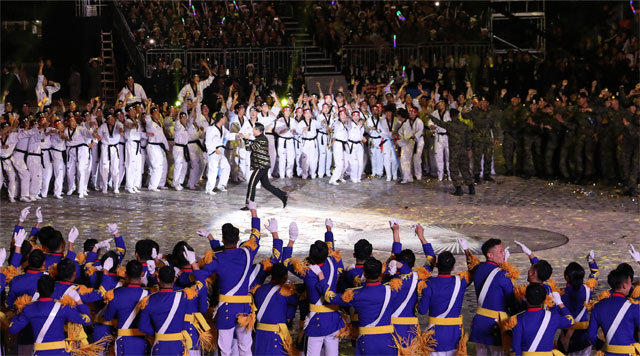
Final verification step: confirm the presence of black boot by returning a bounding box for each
[282,194,288,208]
[451,186,463,196]
[468,184,476,195]
[474,174,481,184]
[483,174,495,182]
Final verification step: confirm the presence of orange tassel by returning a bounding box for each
[456,330,469,356]
[456,271,471,284]
[514,284,527,301]
[291,258,308,276]
[414,266,432,280]
[417,280,428,296]
[104,289,114,303]
[2,266,21,283]
[329,249,342,262]
[467,254,480,270]
[76,285,94,295]
[341,289,354,303]
[501,262,520,282]
[47,264,58,279]
[336,314,352,340]
[59,295,78,307]
[116,266,126,278]
[14,294,33,314]
[502,315,518,331]
[279,283,296,297]
[85,266,97,277]
[242,238,258,251]
[389,278,403,292]
[261,259,273,272]
[76,253,87,265]
[184,285,199,300]
[631,285,640,299]
[137,295,150,311]
[353,275,362,287]
[250,284,261,295]
[237,312,256,331]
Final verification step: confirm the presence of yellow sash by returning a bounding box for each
[309,304,339,313]
[359,325,394,335]
[428,316,463,325]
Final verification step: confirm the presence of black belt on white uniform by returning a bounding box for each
[279,136,293,149]
[148,142,167,152]
[208,145,226,156]
[347,139,363,154]
[437,132,448,135]
[14,148,28,164]
[27,151,45,168]
[67,143,89,160]
[0,154,11,176]
[188,139,206,152]
[175,143,190,162]
[317,130,327,145]
[104,143,120,162]
[335,139,348,151]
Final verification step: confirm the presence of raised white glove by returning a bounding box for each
[146,260,156,274]
[289,222,298,241]
[552,291,563,306]
[197,230,210,238]
[388,260,398,275]
[587,250,595,262]
[504,247,510,262]
[151,248,158,259]
[102,257,114,272]
[514,241,532,256]
[457,238,468,251]
[309,264,322,276]
[13,229,28,247]
[67,227,79,243]
[183,246,196,265]
[388,217,399,228]
[35,207,43,223]
[19,206,31,222]
[0,248,6,266]
[95,238,113,250]
[107,223,118,235]
[173,267,181,276]
[265,218,278,233]
[629,244,640,263]
[247,201,257,210]
[325,218,333,229]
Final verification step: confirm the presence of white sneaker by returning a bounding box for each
[19,197,30,202]
[149,188,160,192]
[29,196,37,201]
[218,186,227,192]
[159,186,168,190]
[54,195,62,199]
[66,189,74,196]
[127,188,134,194]
[79,193,86,199]
[133,187,140,193]
[114,189,120,194]
[34,195,42,200]
[206,190,216,195]
[174,185,183,191]
[328,181,339,186]
[9,197,15,203]
[102,188,108,194]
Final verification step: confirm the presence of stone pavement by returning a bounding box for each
[1,175,638,354]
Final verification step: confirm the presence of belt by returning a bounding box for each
[569,321,588,330]
[359,325,394,335]
[428,316,463,325]
[437,132,448,135]
[256,322,287,333]
[318,131,328,146]
[188,139,205,152]
[105,143,120,162]
[603,343,640,355]
[117,328,145,337]
[391,316,419,325]
[148,142,167,152]
[521,351,565,356]
[309,304,339,313]
[218,294,252,304]
[280,136,293,149]
[33,340,67,351]
[302,136,318,141]
[335,139,348,151]
[132,139,141,155]
[49,147,66,164]
[27,152,45,168]
[184,312,211,332]
[175,143,190,162]
[14,148,27,164]
[155,331,193,350]
[347,139,362,153]
[476,307,508,321]
[208,145,226,156]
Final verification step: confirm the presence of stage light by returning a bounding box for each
[175,100,182,107]
[435,1,440,6]
[281,98,288,106]
[393,34,396,48]
[148,38,155,45]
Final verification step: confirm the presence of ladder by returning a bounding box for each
[100,31,117,101]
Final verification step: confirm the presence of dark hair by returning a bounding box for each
[363,257,382,280]
[37,275,55,298]
[309,240,329,265]
[564,262,585,287]
[270,263,288,283]
[56,258,76,281]
[171,241,192,267]
[437,251,456,274]
[17,240,33,265]
[100,251,118,274]
[34,226,55,246]
[83,239,98,252]
[221,223,240,244]
[525,283,547,306]
[533,260,553,282]
[616,263,635,280]
[214,112,225,124]
[28,249,45,269]
[353,239,372,260]
[481,238,502,257]
[396,249,416,268]
[396,108,409,119]
[254,122,265,133]
[608,268,630,291]
[158,266,175,284]
[126,260,143,279]
[135,240,153,260]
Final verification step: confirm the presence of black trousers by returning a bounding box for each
[246,168,286,203]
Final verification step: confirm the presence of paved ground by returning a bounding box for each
[1,175,638,354]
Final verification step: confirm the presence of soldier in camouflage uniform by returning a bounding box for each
[522,98,545,178]
[556,100,577,181]
[616,107,639,196]
[430,108,474,196]
[466,98,497,183]
[499,93,525,176]
[572,93,600,183]
[543,99,568,178]
[598,96,624,183]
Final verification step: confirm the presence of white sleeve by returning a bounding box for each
[178,85,188,102]
[50,83,61,94]
[138,84,147,101]
[200,75,214,90]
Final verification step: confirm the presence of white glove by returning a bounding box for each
[247,201,257,210]
[0,248,6,266]
[388,217,399,228]
[107,223,118,235]
[514,241,532,256]
[146,260,156,274]
[552,291,563,306]
[457,238,468,251]
[629,244,640,263]
[197,230,210,238]
[94,265,103,272]
[183,246,196,265]
[102,257,114,272]
[95,238,113,250]
[157,253,164,260]
[309,264,322,276]
[289,222,298,241]
[173,267,181,276]
[67,227,79,243]
[35,207,43,223]
[325,218,333,229]
[19,206,31,222]
[151,248,158,259]
[504,247,510,262]
[587,250,595,262]
[265,218,278,233]
[13,229,28,248]
[388,260,398,275]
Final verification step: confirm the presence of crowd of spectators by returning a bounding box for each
[118,0,290,51]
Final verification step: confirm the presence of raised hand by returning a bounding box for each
[552,291,563,306]
[289,222,298,241]
[264,218,278,233]
[587,250,595,263]
[514,241,532,256]
[325,218,333,229]
[35,207,43,223]
[457,238,469,252]
[13,229,28,247]
[146,259,156,275]
[103,257,114,272]
[629,244,640,263]
[68,227,79,243]
[19,206,31,222]
[107,223,118,235]
[95,238,113,250]
[183,246,196,265]
[0,248,6,266]
[197,230,211,238]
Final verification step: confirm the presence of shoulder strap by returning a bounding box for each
[158,292,182,334]
[392,272,418,317]
[121,289,149,330]
[367,285,391,327]
[227,248,251,296]
[606,300,632,344]
[478,267,501,307]
[437,275,462,318]
[257,285,281,322]
[528,310,551,352]
[575,284,591,321]
[35,302,62,343]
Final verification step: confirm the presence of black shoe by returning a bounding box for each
[474,175,481,184]
[451,186,463,196]
[483,175,495,182]
[240,206,249,211]
[282,195,288,208]
[468,184,476,195]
